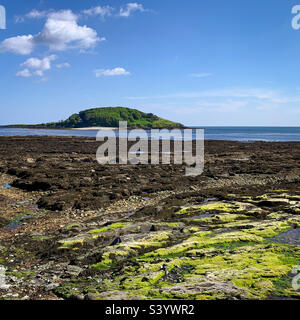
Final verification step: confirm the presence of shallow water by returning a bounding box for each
[1,127,300,141]
[3,215,32,231]
[204,198,217,203]
[192,214,214,219]
[269,228,300,245]
[233,158,250,161]
[127,212,136,218]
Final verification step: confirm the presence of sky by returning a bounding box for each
[0,0,300,126]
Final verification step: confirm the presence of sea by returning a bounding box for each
[0,127,299,142]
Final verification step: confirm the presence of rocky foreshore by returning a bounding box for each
[0,136,299,300]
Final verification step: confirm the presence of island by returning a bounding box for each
[1,107,184,129]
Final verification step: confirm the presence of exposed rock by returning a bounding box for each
[0,136,300,300]
[44,283,60,292]
[110,237,122,246]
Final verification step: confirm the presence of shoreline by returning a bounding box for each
[0,125,186,130]
[1,127,300,142]
[1,135,300,143]
[71,127,119,131]
[0,134,300,143]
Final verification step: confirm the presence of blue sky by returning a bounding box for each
[0,0,300,126]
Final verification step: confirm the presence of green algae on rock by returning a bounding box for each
[52,194,300,300]
[88,222,132,234]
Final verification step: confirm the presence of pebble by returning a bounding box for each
[44,283,60,292]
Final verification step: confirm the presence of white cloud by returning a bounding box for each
[189,73,213,78]
[82,6,114,19]
[94,67,130,77]
[17,55,57,77]
[16,4,149,23]
[26,9,48,19]
[16,69,32,78]
[56,62,70,69]
[15,9,49,22]
[21,54,57,70]
[34,10,103,51]
[47,10,77,21]
[0,35,34,55]
[1,10,103,55]
[119,3,145,17]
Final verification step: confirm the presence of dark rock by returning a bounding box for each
[150,225,156,232]
[110,237,122,246]
[257,200,287,208]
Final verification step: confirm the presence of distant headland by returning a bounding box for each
[1,107,185,130]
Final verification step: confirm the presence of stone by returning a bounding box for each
[44,283,60,292]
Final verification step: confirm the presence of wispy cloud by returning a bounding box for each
[16,3,150,23]
[124,88,282,101]
[119,3,146,17]
[189,72,213,78]
[16,69,32,78]
[94,67,130,77]
[56,62,70,69]
[124,87,300,116]
[82,6,114,19]
[194,100,248,112]
[15,9,49,23]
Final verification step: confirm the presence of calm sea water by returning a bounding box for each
[0,127,299,142]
